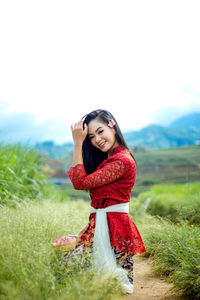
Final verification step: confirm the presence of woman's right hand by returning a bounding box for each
[71,118,88,145]
[68,234,79,239]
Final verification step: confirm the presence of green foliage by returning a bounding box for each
[142,219,200,299]
[42,184,71,203]
[0,200,123,300]
[0,142,47,206]
[137,182,200,225]
[129,197,148,224]
[133,145,200,195]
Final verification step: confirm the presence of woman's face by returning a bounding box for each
[87,118,119,156]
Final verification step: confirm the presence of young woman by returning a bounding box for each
[66,109,146,294]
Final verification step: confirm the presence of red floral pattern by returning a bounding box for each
[67,145,146,255]
[67,160,126,190]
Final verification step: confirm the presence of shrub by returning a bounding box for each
[137,182,200,225]
[0,142,46,206]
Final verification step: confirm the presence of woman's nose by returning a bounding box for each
[95,136,101,143]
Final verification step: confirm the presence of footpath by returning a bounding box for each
[125,256,188,300]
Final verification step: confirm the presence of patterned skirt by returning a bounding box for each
[62,242,134,286]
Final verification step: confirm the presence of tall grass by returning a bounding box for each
[132,185,200,299]
[137,182,200,225]
[0,200,123,300]
[0,142,47,206]
[142,218,200,299]
[1,141,200,299]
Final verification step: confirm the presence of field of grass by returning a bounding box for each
[132,145,200,195]
[141,218,200,299]
[129,197,200,299]
[0,200,124,300]
[1,196,199,299]
[1,142,200,299]
[137,182,200,225]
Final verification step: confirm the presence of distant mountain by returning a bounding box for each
[1,111,200,158]
[169,112,200,130]
[34,141,74,159]
[33,119,200,158]
[123,124,200,148]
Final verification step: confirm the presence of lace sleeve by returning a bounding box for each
[67,159,126,190]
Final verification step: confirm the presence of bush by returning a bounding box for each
[137,182,200,225]
[0,143,47,206]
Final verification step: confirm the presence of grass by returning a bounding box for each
[1,142,200,299]
[137,182,200,225]
[0,193,200,299]
[141,218,200,299]
[0,142,47,206]
[130,185,200,299]
[0,200,123,300]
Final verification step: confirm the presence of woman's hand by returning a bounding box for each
[68,234,80,239]
[71,118,88,145]
[68,224,89,240]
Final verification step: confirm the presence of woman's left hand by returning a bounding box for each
[71,118,88,144]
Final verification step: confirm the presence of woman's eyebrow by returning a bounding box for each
[88,127,103,136]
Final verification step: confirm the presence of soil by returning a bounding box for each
[124,256,188,300]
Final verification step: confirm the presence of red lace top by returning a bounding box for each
[67,145,146,255]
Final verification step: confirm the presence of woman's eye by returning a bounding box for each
[99,130,103,134]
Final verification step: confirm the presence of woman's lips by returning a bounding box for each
[99,142,106,149]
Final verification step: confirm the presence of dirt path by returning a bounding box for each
[124,256,188,300]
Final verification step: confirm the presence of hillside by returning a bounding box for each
[169,112,200,130]
[42,145,200,197]
[132,145,200,195]
[33,112,200,158]
[123,124,200,148]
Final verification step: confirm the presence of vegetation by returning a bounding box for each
[0,200,122,300]
[130,183,200,299]
[40,145,200,197]
[137,182,200,225]
[141,218,200,299]
[132,145,200,195]
[0,142,47,206]
[0,142,200,299]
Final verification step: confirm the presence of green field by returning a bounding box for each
[0,200,123,300]
[0,143,200,299]
[133,145,200,195]
[137,182,200,225]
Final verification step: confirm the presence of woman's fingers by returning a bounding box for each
[70,118,88,142]
[83,122,88,132]
[71,119,86,131]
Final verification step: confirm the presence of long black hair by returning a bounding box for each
[81,109,136,174]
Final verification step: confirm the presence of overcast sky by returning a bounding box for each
[0,0,200,144]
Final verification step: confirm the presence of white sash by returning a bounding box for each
[89,203,132,287]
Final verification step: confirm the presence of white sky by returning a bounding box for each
[0,0,200,143]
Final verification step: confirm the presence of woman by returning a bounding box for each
[66,109,146,294]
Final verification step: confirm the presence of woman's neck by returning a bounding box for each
[107,142,120,157]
